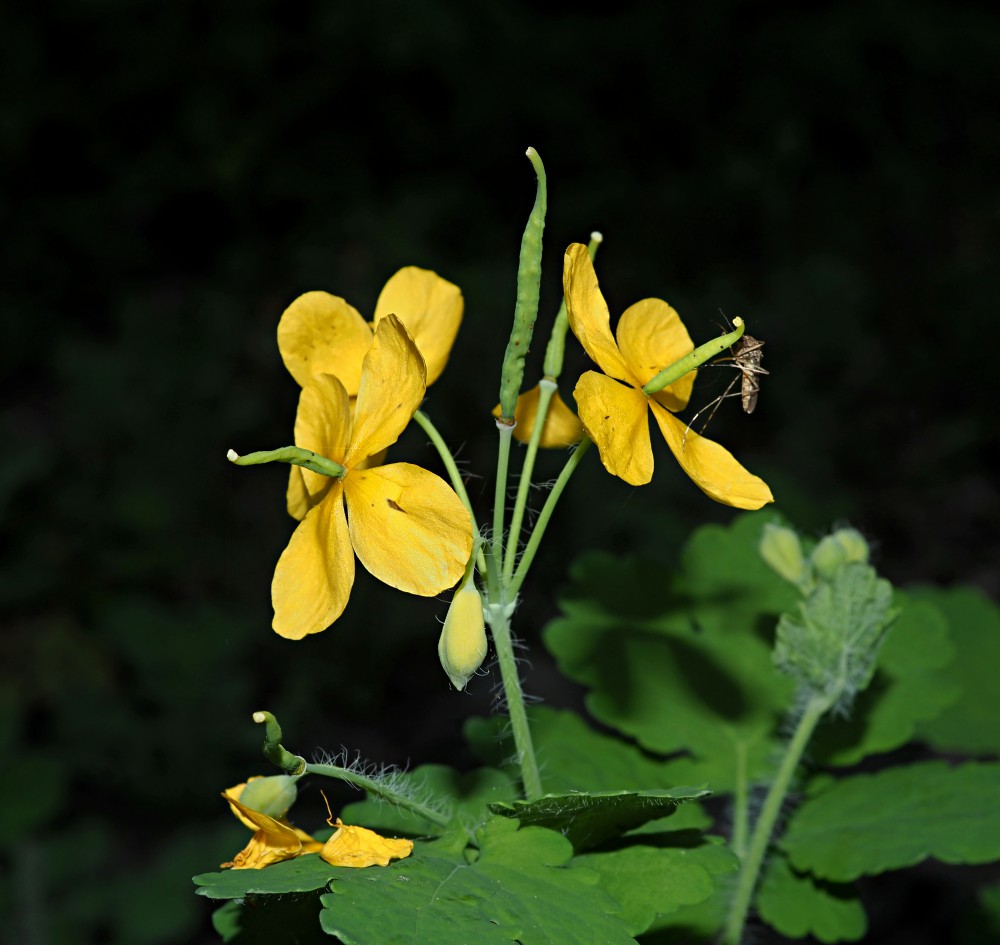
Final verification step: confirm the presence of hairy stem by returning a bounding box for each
[493,422,513,574]
[723,693,830,945]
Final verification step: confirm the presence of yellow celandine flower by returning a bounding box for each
[278,268,463,519]
[491,385,583,448]
[273,314,474,639]
[563,243,773,509]
[221,780,322,870]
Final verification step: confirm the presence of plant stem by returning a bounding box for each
[503,379,557,583]
[509,436,591,597]
[723,693,830,945]
[413,408,486,573]
[731,741,749,860]
[304,762,450,829]
[493,422,513,574]
[484,601,543,800]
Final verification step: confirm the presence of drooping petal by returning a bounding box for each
[616,298,697,412]
[220,795,319,869]
[347,315,426,468]
[573,371,654,486]
[650,401,774,509]
[373,267,463,387]
[320,819,413,868]
[272,487,354,639]
[278,291,373,393]
[563,244,636,385]
[293,373,352,501]
[491,385,584,447]
[344,462,472,595]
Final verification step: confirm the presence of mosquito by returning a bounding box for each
[682,321,768,447]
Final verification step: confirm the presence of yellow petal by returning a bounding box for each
[491,386,584,447]
[320,818,413,868]
[616,298,696,412]
[272,487,354,639]
[573,371,654,486]
[221,795,314,870]
[650,401,774,509]
[563,244,636,385]
[347,315,426,468]
[286,466,310,521]
[277,291,373,393]
[223,780,260,830]
[373,267,463,386]
[344,462,473,595]
[292,373,352,502]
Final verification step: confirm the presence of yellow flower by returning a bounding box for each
[221,780,322,870]
[278,268,463,520]
[272,314,474,639]
[563,243,773,509]
[320,818,414,868]
[491,385,584,448]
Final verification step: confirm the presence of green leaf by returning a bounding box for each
[573,835,736,936]
[210,895,330,944]
[544,516,796,790]
[773,562,896,703]
[811,591,959,765]
[911,586,1000,755]
[319,817,637,945]
[193,854,341,899]
[466,707,711,804]
[783,761,1000,881]
[489,786,709,851]
[756,854,866,943]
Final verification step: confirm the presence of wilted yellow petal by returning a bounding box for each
[293,374,352,502]
[223,780,260,830]
[373,267,463,386]
[347,316,426,468]
[574,371,654,486]
[650,402,774,509]
[616,298,696,412]
[278,291,373,393]
[564,244,636,385]
[320,819,413,868]
[345,462,472,595]
[221,795,317,870]
[491,386,584,447]
[272,487,354,638]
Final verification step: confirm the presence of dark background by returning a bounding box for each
[3,1,998,943]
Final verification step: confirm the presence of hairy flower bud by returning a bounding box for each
[812,527,870,580]
[759,523,807,586]
[438,582,488,690]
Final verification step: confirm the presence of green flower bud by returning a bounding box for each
[759,523,807,586]
[438,582,488,691]
[812,527,870,580]
[238,774,299,818]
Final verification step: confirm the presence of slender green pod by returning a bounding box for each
[642,318,746,396]
[542,230,602,379]
[498,147,547,421]
[227,446,345,479]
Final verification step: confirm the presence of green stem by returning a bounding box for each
[484,601,543,800]
[493,422,514,574]
[509,436,592,597]
[731,741,749,860]
[503,378,557,583]
[413,409,486,574]
[304,762,450,830]
[723,694,830,945]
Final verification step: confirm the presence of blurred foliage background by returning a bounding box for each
[2,1,998,942]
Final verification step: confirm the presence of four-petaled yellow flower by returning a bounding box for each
[278,267,463,519]
[273,314,474,639]
[563,243,773,509]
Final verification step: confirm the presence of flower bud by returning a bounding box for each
[438,582,488,690]
[811,527,870,580]
[238,775,298,818]
[759,523,807,586]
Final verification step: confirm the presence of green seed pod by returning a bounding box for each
[238,774,299,818]
[438,582,488,691]
[759,523,807,586]
[812,527,870,580]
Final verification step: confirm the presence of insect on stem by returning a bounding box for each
[682,320,768,448]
